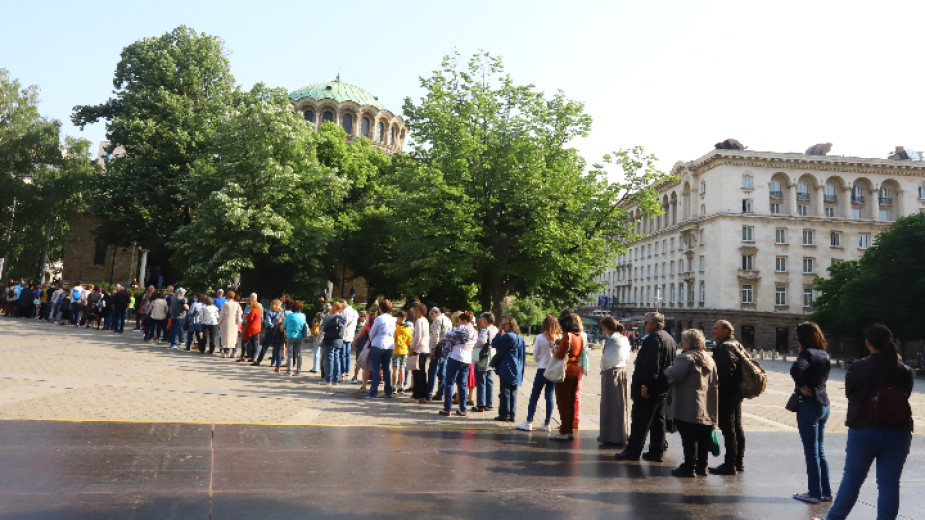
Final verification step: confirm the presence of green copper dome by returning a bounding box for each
[289,76,387,111]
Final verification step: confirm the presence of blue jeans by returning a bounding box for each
[427,356,446,399]
[312,344,321,372]
[527,368,556,424]
[476,369,494,408]
[169,318,185,347]
[368,348,393,397]
[498,382,518,420]
[826,428,912,520]
[324,340,343,383]
[113,309,127,332]
[797,400,831,499]
[443,357,470,413]
[341,341,352,376]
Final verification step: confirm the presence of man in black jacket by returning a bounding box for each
[615,312,676,462]
[710,320,745,475]
[112,284,131,334]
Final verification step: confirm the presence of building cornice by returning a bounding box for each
[674,150,925,179]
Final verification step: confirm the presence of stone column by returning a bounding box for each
[138,250,149,288]
[869,188,879,220]
[789,180,798,216]
[841,186,852,218]
[816,184,825,217]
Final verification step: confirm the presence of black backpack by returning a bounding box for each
[323,315,346,341]
[864,370,912,429]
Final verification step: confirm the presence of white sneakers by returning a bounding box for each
[537,424,550,432]
[516,422,551,432]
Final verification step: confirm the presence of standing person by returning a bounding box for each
[350,310,369,383]
[664,329,719,478]
[49,284,64,323]
[85,285,102,328]
[69,282,87,326]
[136,286,154,332]
[321,302,346,385]
[112,284,130,333]
[392,311,412,392]
[517,314,560,432]
[709,320,746,475]
[427,307,453,401]
[492,316,526,423]
[790,321,833,504]
[438,311,477,416]
[254,299,285,369]
[365,300,396,398]
[145,293,169,343]
[184,293,203,350]
[217,290,242,358]
[598,317,631,446]
[213,289,227,311]
[817,324,914,520]
[409,303,431,403]
[283,300,308,376]
[473,312,498,413]
[550,311,585,441]
[239,296,262,362]
[199,296,219,355]
[313,303,332,375]
[615,311,675,460]
[167,288,189,350]
[339,299,358,382]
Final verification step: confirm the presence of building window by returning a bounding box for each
[803,257,815,274]
[654,264,659,277]
[323,111,335,123]
[679,259,685,273]
[776,256,787,272]
[852,208,863,219]
[361,117,370,138]
[390,127,396,146]
[825,182,837,202]
[858,233,870,249]
[699,229,704,244]
[776,286,787,306]
[797,181,810,201]
[879,209,891,221]
[852,185,864,203]
[700,205,706,217]
[879,187,891,204]
[670,261,675,274]
[93,240,107,266]
[770,180,783,199]
[803,288,814,308]
[802,229,814,246]
[670,284,676,303]
[919,186,925,199]
[742,174,753,189]
[342,113,353,134]
[825,206,836,217]
[699,281,705,303]
[831,259,842,266]
[742,199,753,213]
[742,285,754,304]
[830,232,841,247]
[797,204,808,216]
[742,226,754,242]
[303,110,315,123]
[699,255,704,272]
[376,122,384,141]
[770,203,781,214]
[775,228,787,244]
[742,255,754,270]
[700,181,706,194]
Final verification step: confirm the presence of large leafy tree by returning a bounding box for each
[812,212,925,351]
[1,69,94,281]
[368,52,669,316]
[71,26,236,278]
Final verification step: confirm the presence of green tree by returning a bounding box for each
[812,212,925,347]
[1,69,94,281]
[367,52,669,317]
[71,26,236,278]
[506,296,553,332]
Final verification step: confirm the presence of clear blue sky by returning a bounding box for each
[3,0,923,173]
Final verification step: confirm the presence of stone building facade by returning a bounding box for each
[593,148,925,352]
[60,212,142,286]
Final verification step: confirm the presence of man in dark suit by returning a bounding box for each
[111,284,131,333]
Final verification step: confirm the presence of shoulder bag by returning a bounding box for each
[544,334,569,383]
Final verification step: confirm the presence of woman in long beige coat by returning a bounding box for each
[218,290,243,358]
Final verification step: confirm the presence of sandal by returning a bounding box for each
[792,492,820,504]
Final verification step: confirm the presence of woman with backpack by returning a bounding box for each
[491,316,526,423]
[253,299,285,370]
[790,322,832,504]
[815,324,914,520]
[321,301,347,385]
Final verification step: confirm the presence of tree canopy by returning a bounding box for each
[811,212,925,350]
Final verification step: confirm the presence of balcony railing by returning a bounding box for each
[797,192,810,201]
[851,194,865,204]
[879,197,892,205]
[769,191,783,199]
[824,194,837,202]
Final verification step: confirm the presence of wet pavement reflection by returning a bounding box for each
[0,421,921,519]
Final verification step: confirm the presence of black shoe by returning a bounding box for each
[614,451,639,461]
[250,362,260,366]
[696,467,707,476]
[708,464,737,475]
[642,452,664,463]
[735,461,745,472]
[493,416,507,421]
[671,465,695,478]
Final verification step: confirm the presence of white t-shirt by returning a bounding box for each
[342,305,359,342]
[533,334,559,370]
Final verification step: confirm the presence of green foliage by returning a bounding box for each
[506,296,553,330]
[361,52,671,317]
[71,26,236,261]
[1,69,96,281]
[811,213,925,345]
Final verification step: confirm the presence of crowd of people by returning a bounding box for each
[2,277,915,519]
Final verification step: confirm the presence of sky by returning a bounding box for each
[2,0,923,174]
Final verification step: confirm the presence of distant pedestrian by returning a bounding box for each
[598,317,631,446]
[185,293,203,350]
[790,322,832,504]
[473,312,498,412]
[710,320,746,475]
[550,311,585,441]
[491,316,525,423]
[517,314,559,433]
[438,311,476,416]
[218,290,242,357]
[199,296,219,355]
[365,300,397,399]
[283,300,308,376]
[239,295,262,362]
[409,303,431,403]
[427,308,452,401]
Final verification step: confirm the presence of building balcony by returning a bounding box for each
[797,192,810,201]
[851,195,865,204]
[879,197,892,206]
[769,191,783,199]
[824,194,837,202]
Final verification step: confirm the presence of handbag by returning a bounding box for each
[709,426,721,457]
[786,391,801,412]
[407,353,419,371]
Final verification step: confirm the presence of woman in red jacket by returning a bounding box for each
[551,311,585,441]
[239,296,262,363]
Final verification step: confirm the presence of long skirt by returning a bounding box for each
[599,367,630,444]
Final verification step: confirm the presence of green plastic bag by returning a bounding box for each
[709,426,722,457]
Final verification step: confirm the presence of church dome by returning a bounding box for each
[289,76,386,111]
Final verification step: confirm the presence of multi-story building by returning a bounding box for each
[595,147,925,352]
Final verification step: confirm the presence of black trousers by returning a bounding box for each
[411,354,429,398]
[717,395,745,466]
[625,394,667,457]
[676,420,713,472]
